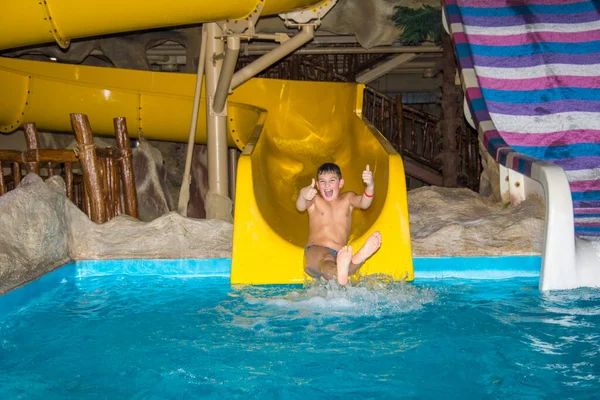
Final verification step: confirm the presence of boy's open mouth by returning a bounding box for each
[324,189,333,198]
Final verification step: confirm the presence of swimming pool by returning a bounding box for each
[0,258,598,399]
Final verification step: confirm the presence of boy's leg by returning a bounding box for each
[304,246,338,280]
[348,231,382,276]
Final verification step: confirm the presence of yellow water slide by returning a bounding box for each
[0,1,413,284]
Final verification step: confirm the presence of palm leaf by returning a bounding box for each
[393,5,443,46]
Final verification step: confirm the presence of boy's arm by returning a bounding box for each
[296,178,318,212]
[350,165,375,209]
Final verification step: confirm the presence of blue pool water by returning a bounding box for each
[0,259,598,399]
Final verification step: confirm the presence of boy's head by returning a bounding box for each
[316,163,344,201]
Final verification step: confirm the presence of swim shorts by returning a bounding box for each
[304,244,338,258]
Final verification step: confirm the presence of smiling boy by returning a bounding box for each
[295,162,382,285]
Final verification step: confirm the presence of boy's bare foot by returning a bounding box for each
[351,231,382,265]
[336,245,353,285]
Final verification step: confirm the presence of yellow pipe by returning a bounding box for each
[0,57,262,147]
[0,0,325,51]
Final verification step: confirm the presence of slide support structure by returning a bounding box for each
[205,22,230,205]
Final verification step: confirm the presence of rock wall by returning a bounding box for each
[67,209,232,260]
[409,186,545,256]
[0,175,70,295]
[0,174,232,295]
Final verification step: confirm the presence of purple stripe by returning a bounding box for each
[466,30,600,46]
[498,130,600,146]
[473,52,600,68]
[474,109,491,123]
[461,11,600,27]
[459,56,475,69]
[478,75,600,91]
[576,233,600,238]
[486,99,600,116]
[574,200,600,208]
[552,156,600,171]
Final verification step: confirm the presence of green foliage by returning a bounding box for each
[393,5,443,46]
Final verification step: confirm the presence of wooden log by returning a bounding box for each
[65,162,74,201]
[98,157,113,220]
[113,117,139,219]
[0,150,24,163]
[109,156,121,216]
[0,162,5,195]
[84,185,92,218]
[70,113,106,223]
[95,147,116,159]
[395,95,404,155]
[23,123,41,175]
[23,149,78,163]
[12,162,21,186]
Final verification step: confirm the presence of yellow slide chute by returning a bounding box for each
[230,80,413,284]
[0,0,413,285]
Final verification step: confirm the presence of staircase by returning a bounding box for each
[362,87,480,189]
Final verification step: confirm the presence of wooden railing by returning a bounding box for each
[0,114,138,223]
[363,87,480,189]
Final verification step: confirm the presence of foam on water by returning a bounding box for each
[235,277,437,318]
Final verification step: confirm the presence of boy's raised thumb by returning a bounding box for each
[366,164,370,171]
[311,178,315,187]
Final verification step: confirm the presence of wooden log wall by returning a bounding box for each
[0,116,139,224]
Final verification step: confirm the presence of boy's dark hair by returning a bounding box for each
[317,163,342,179]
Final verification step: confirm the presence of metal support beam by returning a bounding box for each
[213,36,240,114]
[355,53,417,84]
[205,23,229,200]
[231,24,314,90]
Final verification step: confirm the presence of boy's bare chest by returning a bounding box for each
[313,199,351,219]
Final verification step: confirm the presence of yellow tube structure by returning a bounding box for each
[0,56,414,284]
[0,0,325,51]
[0,0,413,285]
[0,57,262,147]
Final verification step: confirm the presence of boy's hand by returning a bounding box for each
[362,165,374,188]
[301,179,318,201]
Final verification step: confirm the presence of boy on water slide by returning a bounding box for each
[296,163,382,285]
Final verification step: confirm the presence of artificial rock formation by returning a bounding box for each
[67,209,232,260]
[0,173,232,294]
[409,186,545,256]
[0,174,69,294]
[132,138,174,221]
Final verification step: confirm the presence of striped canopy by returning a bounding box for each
[444,0,600,238]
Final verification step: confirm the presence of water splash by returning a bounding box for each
[235,276,437,318]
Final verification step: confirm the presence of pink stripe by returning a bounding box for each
[574,208,600,214]
[498,130,600,146]
[570,180,600,192]
[466,87,482,99]
[478,75,600,91]
[453,32,468,43]
[456,0,586,6]
[483,130,501,148]
[466,30,600,46]
[575,221,600,227]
